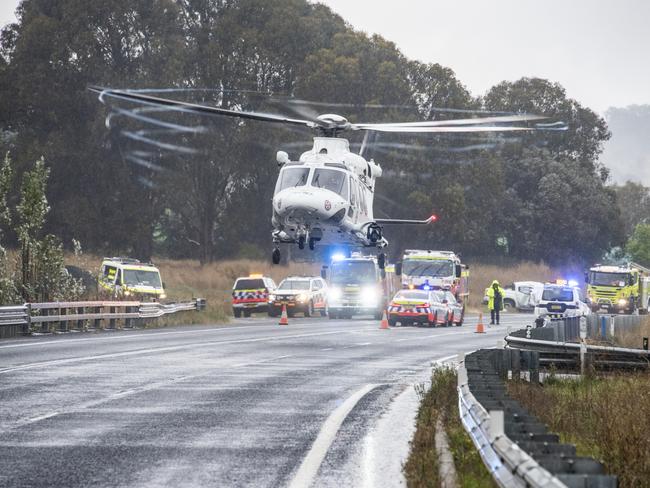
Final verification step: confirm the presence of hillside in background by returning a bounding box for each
[601,105,650,186]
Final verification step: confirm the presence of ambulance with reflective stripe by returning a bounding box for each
[231,274,277,318]
[98,257,166,300]
[395,250,469,303]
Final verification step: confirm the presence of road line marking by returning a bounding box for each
[288,384,378,488]
[433,354,457,365]
[320,348,334,351]
[0,329,370,375]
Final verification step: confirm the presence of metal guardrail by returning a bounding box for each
[0,298,206,338]
[459,349,617,488]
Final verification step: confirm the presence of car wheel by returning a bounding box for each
[329,313,338,320]
[320,309,327,317]
[233,308,242,318]
[374,310,383,320]
[305,301,313,317]
[243,310,251,318]
[388,318,397,327]
[503,300,515,312]
[268,308,279,318]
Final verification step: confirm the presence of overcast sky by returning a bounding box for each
[316,0,650,114]
[2,0,649,113]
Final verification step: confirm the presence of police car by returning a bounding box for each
[231,274,277,318]
[534,281,590,319]
[268,276,328,317]
[98,257,166,301]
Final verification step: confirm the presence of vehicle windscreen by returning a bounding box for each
[444,291,457,303]
[330,261,376,285]
[234,279,265,290]
[278,280,310,291]
[311,169,348,198]
[589,272,630,287]
[275,167,310,193]
[123,270,162,288]
[402,259,454,278]
[395,291,429,300]
[431,291,446,303]
[542,287,574,302]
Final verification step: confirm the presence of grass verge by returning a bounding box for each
[404,368,497,487]
[509,373,650,487]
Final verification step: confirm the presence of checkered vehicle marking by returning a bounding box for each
[232,288,268,304]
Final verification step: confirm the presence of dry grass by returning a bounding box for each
[509,373,650,487]
[404,368,496,488]
[609,315,650,349]
[65,254,320,324]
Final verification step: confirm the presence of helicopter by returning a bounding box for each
[89,86,551,265]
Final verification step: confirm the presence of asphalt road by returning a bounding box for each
[0,312,532,488]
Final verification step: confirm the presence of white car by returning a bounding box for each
[503,281,544,312]
[534,284,590,319]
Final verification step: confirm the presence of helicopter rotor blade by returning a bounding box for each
[89,86,320,129]
[355,125,536,134]
[352,114,547,130]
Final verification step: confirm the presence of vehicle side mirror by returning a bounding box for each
[162,282,167,289]
[455,264,461,278]
[630,276,636,286]
[395,262,402,276]
[276,151,290,166]
[320,266,328,280]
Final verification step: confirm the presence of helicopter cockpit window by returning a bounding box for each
[276,167,310,193]
[311,169,348,198]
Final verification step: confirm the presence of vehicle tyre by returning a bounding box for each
[305,301,313,317]
[272,248,281,265]
[503,299,515,312]
[388,318,397,327]
[268,308,279,318]
[308,237,316,251]
[374,310,383,320]
[243,310,251,318]
[233,308,242,318]
[298,236,305,250]
[320,309,327,317]
[329,312,338,320]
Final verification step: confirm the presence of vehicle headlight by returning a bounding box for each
[124,290,131,296]
[361,287,379,305]
[269,294,276,301]
[297,293,309,303]
[329,288,342,301]
[159,293,166,299]
[618,298,628,306]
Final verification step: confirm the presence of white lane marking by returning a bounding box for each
[8,354,295,430]
[320,348,334,351]
[289,384,378,488]
[0,329,372,375]
[433,354,457,365]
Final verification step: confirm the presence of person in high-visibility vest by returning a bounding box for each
[485,280,505,325]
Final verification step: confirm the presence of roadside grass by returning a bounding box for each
[65,254,319,325]
[404,367,496,488]
[609,315,650,349]
[508,373,650,487]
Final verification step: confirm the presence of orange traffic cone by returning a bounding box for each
[379,309,390,330]
[475,312,485,334]
[279,304,289,326]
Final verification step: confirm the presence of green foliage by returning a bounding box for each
[613,181,650,237]
[626,223,650,267]
[0,0,624,267]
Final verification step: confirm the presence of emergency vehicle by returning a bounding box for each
[322,252,395,320]
[585,263,650,314]
[534,282,590,319]
[98,257,166,301]
[231,274,277,318]
[268,276,328,317]
[395,250,469,303]
[387,289,464,327]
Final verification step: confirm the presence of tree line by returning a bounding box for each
[0,0,645,268]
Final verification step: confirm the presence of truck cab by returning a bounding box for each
[98,257,166,301]
[322,253,394,320]
[585,263,650,314]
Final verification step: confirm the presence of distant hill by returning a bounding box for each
[601,105,650,185]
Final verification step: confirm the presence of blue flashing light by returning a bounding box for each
[423,285,431,291]
[568,279,579,287]
[331,252,346,262]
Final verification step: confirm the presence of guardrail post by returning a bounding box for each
[94,306,101,330]
[511,348,521,380]
[643,337,648,351]
[59,304,67,333]
[76,306,84,331]
[601,315,607,338]
[24,303,32,335]
[108,305,116,329]
[530,351,540,384]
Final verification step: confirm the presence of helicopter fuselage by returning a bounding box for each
[271,137,385,248]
